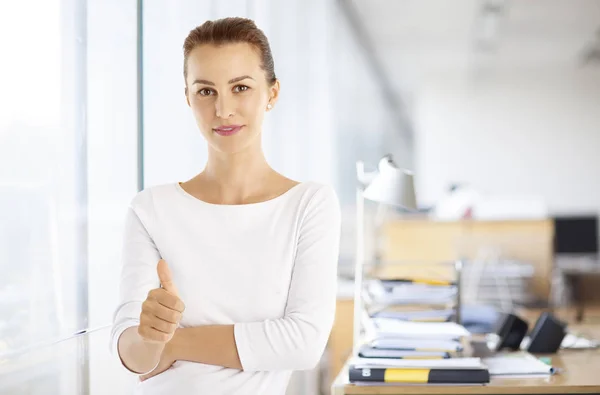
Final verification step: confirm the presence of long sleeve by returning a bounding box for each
[233,185,341,371]
[109,200,161,369]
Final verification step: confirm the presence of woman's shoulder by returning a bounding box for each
[291,181,340,212]
[128,182,179,210]
[299,181,338,197]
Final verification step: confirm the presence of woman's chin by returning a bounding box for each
[208,138,256,155]
[206,130,261,154]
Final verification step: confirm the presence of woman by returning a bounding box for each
[110,17,341,395]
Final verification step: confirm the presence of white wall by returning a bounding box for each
[87,0,138,393]
[414,67,600,215]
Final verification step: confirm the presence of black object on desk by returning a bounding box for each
[493,313,529,351]
[527,312,567,353]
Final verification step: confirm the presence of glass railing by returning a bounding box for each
[0,325,137,395]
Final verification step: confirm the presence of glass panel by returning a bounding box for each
[0,0,83,352]
[0,327,136,395]
[1,0,138,393]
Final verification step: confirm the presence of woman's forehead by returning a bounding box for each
[187,43,263,81]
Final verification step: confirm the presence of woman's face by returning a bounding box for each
[185,43,279,155]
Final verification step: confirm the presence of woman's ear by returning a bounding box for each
[267,80,280,110]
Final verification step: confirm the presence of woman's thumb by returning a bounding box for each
[157,259,179,296]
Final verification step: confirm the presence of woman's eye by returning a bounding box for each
[233,85,249,93]
[198,88,213,96]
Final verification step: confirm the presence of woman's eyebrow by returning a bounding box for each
[192,75,255,86]
[228,75,254,84]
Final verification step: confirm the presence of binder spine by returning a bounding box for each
[428,369,490,384]
[349,367,491,384]
[349,367,387,383]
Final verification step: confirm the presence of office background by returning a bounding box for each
[1,0,599,394]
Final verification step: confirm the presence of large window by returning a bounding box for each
[0,0,84,353]
[0,0,138,393]
[0,0,88,392]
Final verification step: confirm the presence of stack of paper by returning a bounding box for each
[358,346,450,359]
[372,309,455,322]
[372,318,471,340]
[350,356,484,368]
[369,338,463,352]
[357,318,470,363]
[348,357,490,384]
[357,274,471,382]
[482,352,555,377]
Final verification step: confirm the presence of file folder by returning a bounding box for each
[349,367,490,384]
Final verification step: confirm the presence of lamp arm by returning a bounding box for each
[353,186,365,356]
[356,161,379,188]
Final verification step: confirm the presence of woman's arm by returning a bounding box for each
[167,185,341,371]
[118,326,166,374]
[110,198,163,375]
[168,325,242,369]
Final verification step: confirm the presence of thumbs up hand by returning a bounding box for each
[138,259,185,344]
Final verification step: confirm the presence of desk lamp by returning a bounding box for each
[354,155,417,355]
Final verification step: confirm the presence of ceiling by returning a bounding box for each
[351,0,600,81]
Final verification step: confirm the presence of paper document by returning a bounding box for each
[373,318,470,340]
[349,356,485,369]
[372,309,454,322]
[561,333,600,349]
[359,346,449,359]
[483,352,555,377]
[370,338,463,352]
[368,281,457,305]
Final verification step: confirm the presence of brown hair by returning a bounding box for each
[183,17,276,85]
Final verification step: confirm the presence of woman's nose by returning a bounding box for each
[215,95,235,119]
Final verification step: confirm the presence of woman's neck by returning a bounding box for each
[195,148,279,204]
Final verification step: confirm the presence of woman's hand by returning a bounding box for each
[138,259,185,344]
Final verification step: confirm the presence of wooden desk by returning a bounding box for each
[331,311,600,395]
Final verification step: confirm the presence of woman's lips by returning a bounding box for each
[213,125,243,136]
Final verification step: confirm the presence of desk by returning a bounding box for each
[331,310,600,395]
[558,259,600,322]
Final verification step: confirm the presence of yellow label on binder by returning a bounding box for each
[384,368,430,383]
[413,279,452,286]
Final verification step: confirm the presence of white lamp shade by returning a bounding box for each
[363,156,417,210]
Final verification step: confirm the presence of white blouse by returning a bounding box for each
[110,181,341,395]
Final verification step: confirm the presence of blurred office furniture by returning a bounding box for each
[380,219,554,304]
[553,215,600,306]
[554,216,598,255]
[331,308,600,395]
[328,219,552,385]
[461,254,535,312]
[557,258,600,322]
[327,218,551,385]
